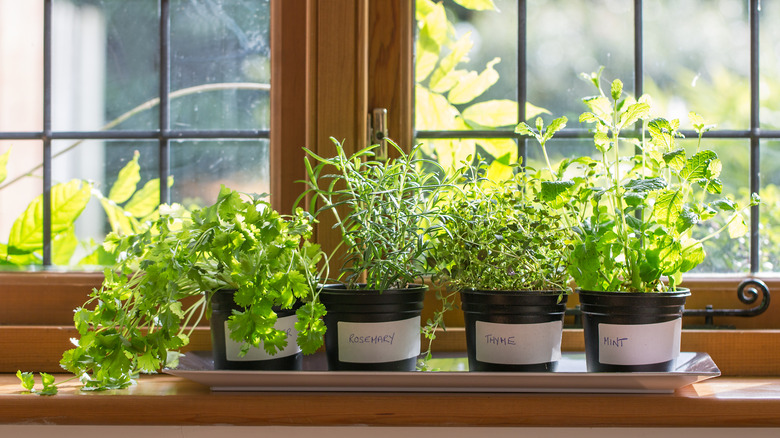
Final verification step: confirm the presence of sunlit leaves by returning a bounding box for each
[476,138,518,164]
[16,371,58,395]
[680,150,720,182]
[52,229,79,265]
[46,183,325,393]
[580,96,613,126]
[618,102,650,130]
[429,33,473,93]
[16,371,34,391]
[453,0,497,11]
[728,214,749,238]
[624,177,667,192]
[7,179,91,254]
[540,180,575,208]
[108,151,141,203]
[611,79,623,101]
[563,69,757,292]
[432,160,575,292]
[416,85,460,130]
[448,57,501,104]
[689,111,716,135]
[652,190,684,230]
[416,1,448,82]
[462,99,516,127]
[663,148,686,173]
[295,301,327,355]
[485,153,514,182]
[124,177,170,218]
[0,147,10,184]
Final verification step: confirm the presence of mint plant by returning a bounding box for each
[517,69,758,293]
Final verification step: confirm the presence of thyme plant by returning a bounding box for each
[430,160,573,292]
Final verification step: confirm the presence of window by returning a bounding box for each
[414,0,779,277]
[1,1,777,377]
[1,0,272,267]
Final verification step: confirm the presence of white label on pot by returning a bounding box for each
[337,316,421,363]
[598,318,682,366]
[224,315,301,361]
[475,320,563,365]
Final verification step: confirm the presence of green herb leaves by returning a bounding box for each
[302,138,445,291]
[43,185,327,393]
[562,70,757,292]
[430,161,574,293]
[17,371,58,395]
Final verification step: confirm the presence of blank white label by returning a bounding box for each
[224,315,301,361]
[337,316,421,363]
[475,320,563,365]
[598,318,682,366]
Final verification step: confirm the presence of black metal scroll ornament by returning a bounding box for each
[683,278,771,326]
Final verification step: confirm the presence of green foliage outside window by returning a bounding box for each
[0,147,171,267]
[415,0,780,274]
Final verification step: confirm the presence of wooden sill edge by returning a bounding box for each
[2,326,779,376]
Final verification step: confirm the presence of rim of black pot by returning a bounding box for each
[319,283,428,295]
[461,289,569,296]
[576,287,691,298]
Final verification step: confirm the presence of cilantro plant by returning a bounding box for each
[300,138,447,291]
[20,185,326,393]
[517,69,758,293]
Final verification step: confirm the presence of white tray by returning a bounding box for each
[164,351,720,394]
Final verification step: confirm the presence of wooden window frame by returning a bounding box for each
[2,1,778,376]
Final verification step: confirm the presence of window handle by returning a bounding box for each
[369,108,388,160]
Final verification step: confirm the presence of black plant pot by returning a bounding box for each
[460,289,567,372]
[578,288,691,372]
[209,289,302,371]
[320,284,427,371]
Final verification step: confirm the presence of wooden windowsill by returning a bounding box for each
[2,373,780,427]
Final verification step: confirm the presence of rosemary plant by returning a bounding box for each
[301,138,447,291]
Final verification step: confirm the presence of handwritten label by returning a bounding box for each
[224,315,301,361]
[338,316,420,363]
[598,318,682,366]
[475,320,563,365]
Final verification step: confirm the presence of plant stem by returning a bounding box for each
[682,208,749,252]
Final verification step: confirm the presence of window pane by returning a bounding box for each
[760,140,780,272]
[760,0,780,129]
[415,0,516,131]
[52,0,160,132]
[689,139,750,274]
[170,139,269,207]
[52,139,159,266]
[528,0,634,120]
[644,0,750,130]
[170,0,271,131]
[0,140,44,266]
[0,1,43,132]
